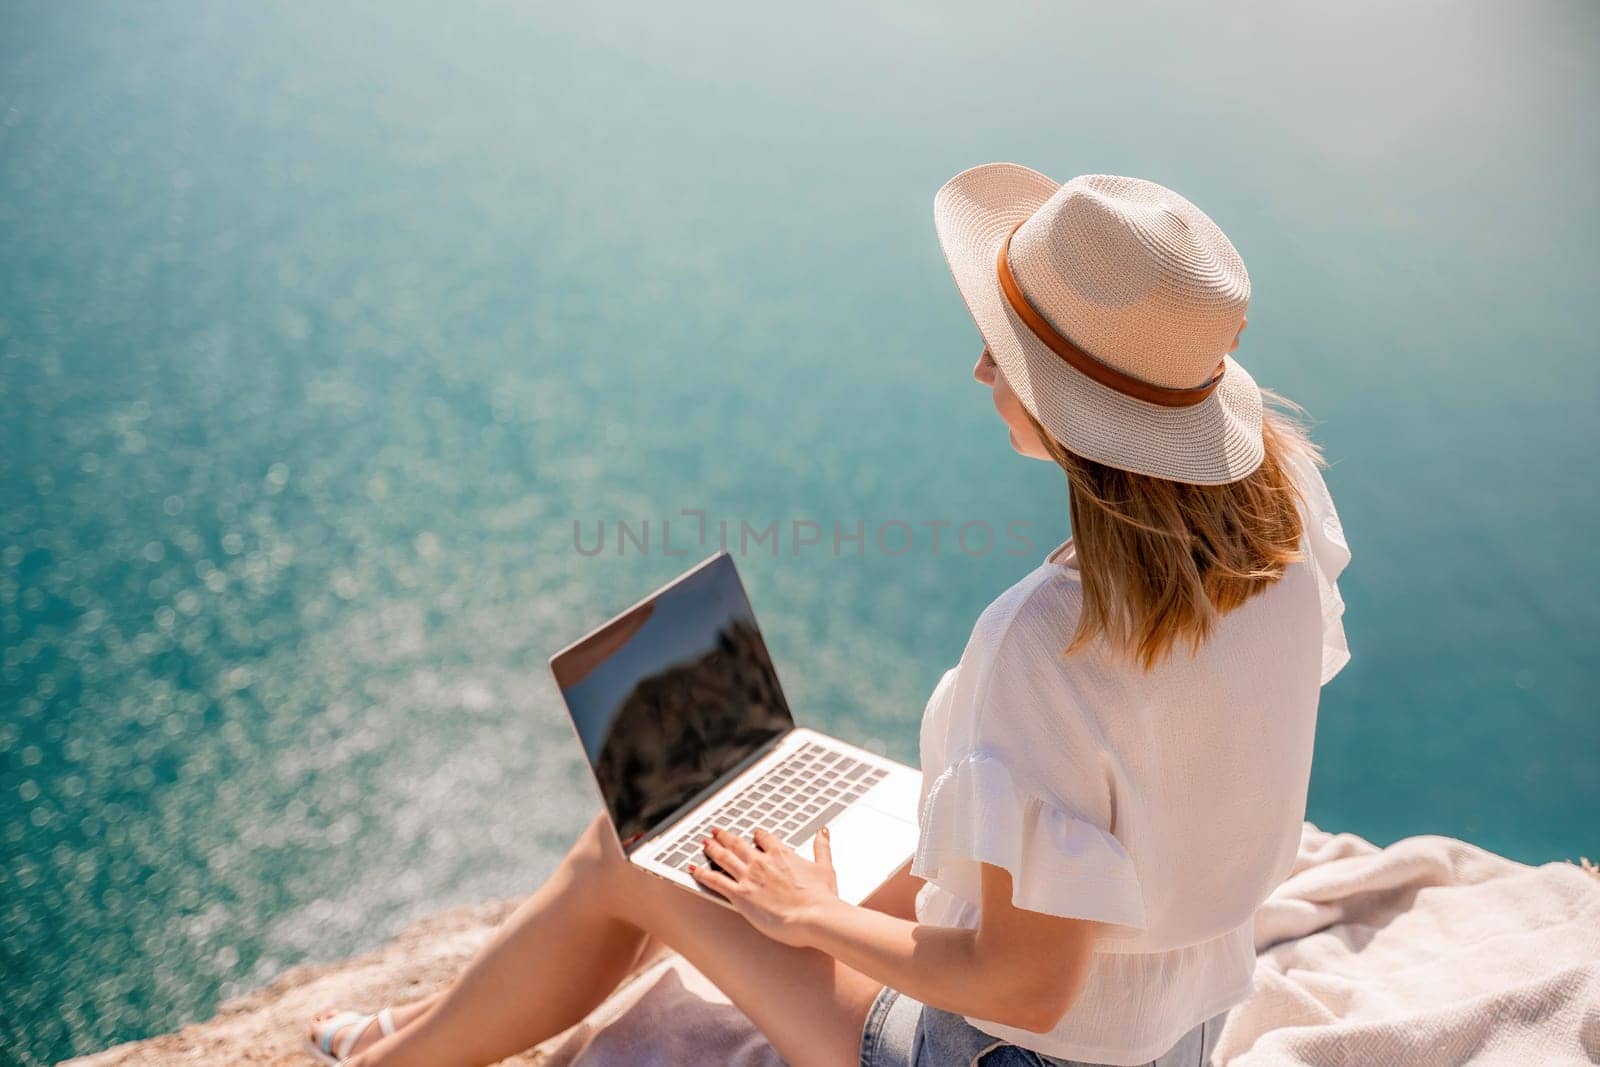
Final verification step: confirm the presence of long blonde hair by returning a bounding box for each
[1024,387,1326,673]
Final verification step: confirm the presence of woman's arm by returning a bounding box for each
[695,827,1097,1034]
[806,861,1097,1032]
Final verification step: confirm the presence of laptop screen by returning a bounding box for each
[550,554,795,848]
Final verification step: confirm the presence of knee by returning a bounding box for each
[563,810,636,899]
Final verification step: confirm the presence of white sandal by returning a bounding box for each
[306,1007,397,1064]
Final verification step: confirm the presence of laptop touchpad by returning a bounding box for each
[811,802,918,905]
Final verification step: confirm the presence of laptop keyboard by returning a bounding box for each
[653,741,889,873]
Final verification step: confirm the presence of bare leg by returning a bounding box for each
[317,853,921,1059]
[350,812,888,1067]
[308,936,673,1060]
[860,858,922,922]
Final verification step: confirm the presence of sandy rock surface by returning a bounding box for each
[65,899,546,1066]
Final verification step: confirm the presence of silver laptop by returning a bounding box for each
[550,552,921,907]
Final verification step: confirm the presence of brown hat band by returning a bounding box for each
[996,223,1227,409]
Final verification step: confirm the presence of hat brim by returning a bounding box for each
[933,162,1265,485]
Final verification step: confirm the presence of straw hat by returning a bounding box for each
[934,163,1264,485]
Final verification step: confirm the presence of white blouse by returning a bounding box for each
[910,450,1351,1065]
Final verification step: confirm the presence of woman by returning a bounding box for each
[308,164,1351,1067]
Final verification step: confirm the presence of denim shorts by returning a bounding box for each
[858,985,1226,1067]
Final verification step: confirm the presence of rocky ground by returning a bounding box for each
[62,898,636,1066]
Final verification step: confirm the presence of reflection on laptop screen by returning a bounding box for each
[552,555,794,846]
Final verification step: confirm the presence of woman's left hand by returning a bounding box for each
[691,825,840,947]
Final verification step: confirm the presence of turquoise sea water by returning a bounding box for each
[2,2,1596,1062]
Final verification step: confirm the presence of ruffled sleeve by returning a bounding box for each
[910,576,1147,939]
[1285,449,1353,686]
[911,749,1146,935]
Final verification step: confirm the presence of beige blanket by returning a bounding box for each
[537,824,1600,1067]
[1221,826,1600,1065]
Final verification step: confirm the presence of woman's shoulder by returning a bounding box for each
[930,563,1108,802]
[966,560,1084,665]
